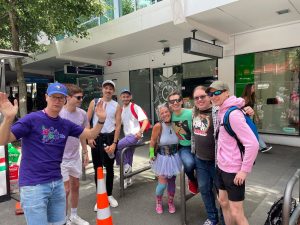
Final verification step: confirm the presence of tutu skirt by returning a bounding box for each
[152,153,182,178]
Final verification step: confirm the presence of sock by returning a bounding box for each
[155,183,167,196]
[167,176,176,194]
[70,208,77,218]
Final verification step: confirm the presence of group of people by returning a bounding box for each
[149,81,263,225]
[0,79,269,225]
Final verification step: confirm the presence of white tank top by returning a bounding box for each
[92,98,118,133]
[159,122,178,146]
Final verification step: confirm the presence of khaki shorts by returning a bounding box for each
[61,157,82,182]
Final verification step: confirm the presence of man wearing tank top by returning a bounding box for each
[167,91,198,195]
[87,80,121,210]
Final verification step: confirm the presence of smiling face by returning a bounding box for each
[158,106,171,123]
[209,88,229,106]
[67,92,84,107]
[102,84,115,100]
[193,88,211,111]
[120,92,132,106]
[168,94,183,113]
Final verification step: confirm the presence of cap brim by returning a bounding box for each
[47,91,67,96]
[121,91,131,95]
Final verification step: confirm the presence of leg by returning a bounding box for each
[258,135,267,150]
[64,180,70,215]
[218,190,233,225]
[116,134,139,166]
[178,146,196,181]
[47,180,66,225]
[156,176,167,214]
[167,176,176,213]
[195,158,218,223]
[69,176,79,211]
[20,184,50,225]
[91,136,103,186]
[229,200,249,225]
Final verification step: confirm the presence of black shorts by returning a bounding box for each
[216,167,245,202]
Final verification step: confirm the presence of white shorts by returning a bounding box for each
[61,157,82,182]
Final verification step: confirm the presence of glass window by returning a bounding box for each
[235,47,300,136]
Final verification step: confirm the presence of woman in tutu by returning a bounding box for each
[149,103,182,214]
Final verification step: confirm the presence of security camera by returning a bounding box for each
[162,47,170,55]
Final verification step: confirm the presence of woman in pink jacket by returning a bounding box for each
[206,81,259,225]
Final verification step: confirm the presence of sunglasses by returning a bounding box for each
[73,95,84,100]
[194,95,208,101]
[168,98,182,104]
[207,90,226,97]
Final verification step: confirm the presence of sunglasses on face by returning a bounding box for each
[207,90,226,97]
[168,97,182,104]
[194,95,208,101]
[73,95,84,100]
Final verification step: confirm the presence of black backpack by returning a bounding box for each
[264,196,297,225]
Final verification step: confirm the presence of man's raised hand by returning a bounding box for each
[95,100,106,122]
[0,92,18,120]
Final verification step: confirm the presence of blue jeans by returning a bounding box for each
[178,146,196,181]
[20,179,66,225]
[258,135,267,150]
[195,157,219,223]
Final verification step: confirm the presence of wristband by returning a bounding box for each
[113,141,118,145]
[98,120,105,125]
[149,147,155,158]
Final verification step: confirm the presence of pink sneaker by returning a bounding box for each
[156,196,163,214]
[168,199,176,214]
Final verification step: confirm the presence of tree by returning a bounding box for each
[0,0,105,117]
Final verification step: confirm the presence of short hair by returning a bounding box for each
[64,84,83,96]
[156,103,170,120]
[167,91,181,101]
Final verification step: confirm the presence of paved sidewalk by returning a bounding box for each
[0,144,299,225]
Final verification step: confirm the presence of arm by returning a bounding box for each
[106,104,122,155]
[86,99,96,147]
[136,119,149,139]
[0,93,17,145]
[149,123,162,159]
[80,137,89,167]
[80,100,106,140]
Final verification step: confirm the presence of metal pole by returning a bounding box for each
[0,59,5,92]
[180,169,187,225]
[119,147,126,197]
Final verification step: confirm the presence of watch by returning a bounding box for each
[98,120,105,125]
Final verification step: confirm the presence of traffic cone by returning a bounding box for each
[96,167,113,225]
[15,201,24,215]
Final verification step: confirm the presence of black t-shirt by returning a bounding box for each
[193,107,215,161]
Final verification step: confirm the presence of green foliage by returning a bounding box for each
[0,0,106,52]
[121,0,135,16]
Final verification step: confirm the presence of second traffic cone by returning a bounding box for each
[96,167,113,225]
[15,201,24,215]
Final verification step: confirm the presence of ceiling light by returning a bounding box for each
[276,9,290,15]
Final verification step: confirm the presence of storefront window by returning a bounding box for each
[235,47,300,136]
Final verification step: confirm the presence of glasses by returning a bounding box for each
[49,95,66,101]
[168,98,182,104]
[207,90,226,97]
[194,95,208,101]
[73,95,84,100]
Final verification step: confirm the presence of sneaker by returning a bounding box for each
[94,203,97,212]
[108,195,119,208]
[156,196,163,214]
[260,145,272,153]
[124,178,133,189]
[168,200,176,214]
[203,219,218,225]
[69,215,90,225]
[66,219,72,225]
[124,164,132,174]
[188,180,199,195]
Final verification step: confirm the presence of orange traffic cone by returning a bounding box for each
[15,201,24,215]
[96,167,113,225]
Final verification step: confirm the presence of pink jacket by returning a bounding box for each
[217,96,259,173]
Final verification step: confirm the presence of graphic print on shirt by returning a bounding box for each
[193,114,210,136]
[42,126,66,143]
[173,120,191,141]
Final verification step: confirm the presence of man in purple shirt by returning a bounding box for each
[0,82,106,225]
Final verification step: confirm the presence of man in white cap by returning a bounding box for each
[116,88,149,188]
[0,82,106,225]
[87,80,121,209]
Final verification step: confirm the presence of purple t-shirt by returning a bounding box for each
[11,111,84,187]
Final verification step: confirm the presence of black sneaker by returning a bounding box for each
[260,146,272,153]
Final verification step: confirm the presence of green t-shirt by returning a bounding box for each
[172,109,192,146]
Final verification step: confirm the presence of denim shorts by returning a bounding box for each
[20,179,66,225]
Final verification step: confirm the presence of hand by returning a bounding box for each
[82,151,89,167]
[88,139,96,148]
[0,92,18,120]
[244,106,254,117]
[234,171,247,186]
[107,143,116,154]
[135,131,143,140]
[95,100,106,123]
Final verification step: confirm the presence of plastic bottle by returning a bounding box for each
[104,143,115,159]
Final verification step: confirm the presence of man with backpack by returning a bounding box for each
[116,88,149,188]
[207,81,259,225]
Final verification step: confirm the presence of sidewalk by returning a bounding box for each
[0,144,299,225]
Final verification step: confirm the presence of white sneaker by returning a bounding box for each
[94,203,97,212]
[69,215,90,225]
[108,195,119,208]
[124,164,132,174]
[124,178,133,189]
[66,219,72,225]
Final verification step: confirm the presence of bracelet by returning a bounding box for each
[98,120,105,125]
[113,141,118,145]
[149,147,155,158]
